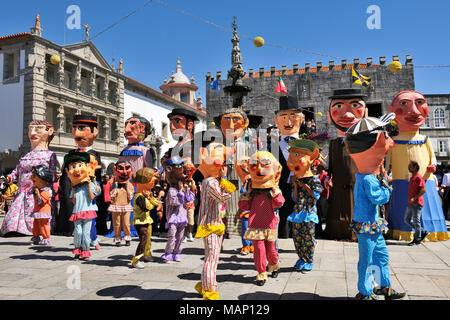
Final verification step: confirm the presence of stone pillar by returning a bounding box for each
[90,67,97,97]
[75,60,82,92]
[58,52,65,86]
[104,73,110,102]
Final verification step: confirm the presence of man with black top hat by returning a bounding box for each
[56,114,106,236]
[272,95,305,238]
[323,88,367,241]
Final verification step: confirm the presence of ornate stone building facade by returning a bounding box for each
[0,16,124,173]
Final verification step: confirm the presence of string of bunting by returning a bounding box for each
[88,0,450,69]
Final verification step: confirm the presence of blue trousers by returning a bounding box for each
[74,219,93,251]
[356,232,391,296]
[90,218,99,246]
[241,218,253,247]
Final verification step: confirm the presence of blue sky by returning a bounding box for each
[2,0,450,101]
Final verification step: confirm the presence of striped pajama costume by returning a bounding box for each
[196,177,232,295]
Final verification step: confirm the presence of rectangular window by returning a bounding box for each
[3,51,20,81]
[439,140,447,154]
[180,92,188,103]
[65,109,76,134]
[110,119,118,141]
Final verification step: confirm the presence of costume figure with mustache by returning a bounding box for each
[194,140,236,300]
[324,88,367,241]
[109,161,134,246]
[1,120,56,237]
[272,95,305,239]
[386,91,449,242]
[56,115,105,237]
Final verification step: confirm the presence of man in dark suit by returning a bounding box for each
[55,115,105,236]
[272,96,305,238]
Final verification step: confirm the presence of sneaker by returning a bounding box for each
[125,241,131,247]
[94,244,101,250]
[182,237,187,243]
[38,238,51,245]
[188,234,194,242]
[132,261,145,269]
[115,242,121,247]
[355,292,378,300]
[373,287,406,300]
[30,236,40,245]
[271,270,279,278]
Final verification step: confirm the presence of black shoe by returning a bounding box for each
[373,287,406,300]
[116,242,121,247]
[293,266,302,272]
[420,231,429,242]
[256,279,266,286]
[125,241,131,246]
[408,240,420,246]
[271,270,279,278]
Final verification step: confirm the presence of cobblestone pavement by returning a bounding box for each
[0,217,449,300]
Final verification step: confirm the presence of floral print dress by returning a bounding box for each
[0,149,56,236]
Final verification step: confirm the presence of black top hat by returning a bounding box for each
[167,108,199,122]
[328,88,367,100]
[73,114,98,126]
[277,95,301,113]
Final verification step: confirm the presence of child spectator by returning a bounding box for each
[404,161,428,245]
[30,164,53,245]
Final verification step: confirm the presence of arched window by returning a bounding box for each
[434,107,446,128]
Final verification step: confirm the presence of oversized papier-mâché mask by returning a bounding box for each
[248,151,282,189]
[124,117,149,144]
[64,152,91,186]
[388,91,429,133]
[235,156,250,183]
[287,139,319,179]
[132,167,157,193]
[327,88,367,134]
[72,115,98,148]
[197,142,235,178]
[113,161,132,183]
[345,113,396,175]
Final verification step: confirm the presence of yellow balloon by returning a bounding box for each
[211,121,216,127]
[165,139,170,143]
[388,61,402,73]
[317,112,323,118]
[50,55,61,65]
[253,36,264,48]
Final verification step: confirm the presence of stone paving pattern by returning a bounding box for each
[0,217,449,300]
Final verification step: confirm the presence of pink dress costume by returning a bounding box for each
[1,149,56,236]
[239,191,285,281]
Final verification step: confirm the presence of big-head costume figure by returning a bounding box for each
[239,151,284,285]
[344,114,405,300]
[272,95,305,238]
[119,116,153,172]
[0,120,56,237]
[324,88,367,241]
[216,107,252,239]
[286,139,322,272]
[386,91,449,241]
[194,139,236,300]
[56,115,104,236]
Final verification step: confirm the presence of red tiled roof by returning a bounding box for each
[0,32,32,41]
[244,63,381,78]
